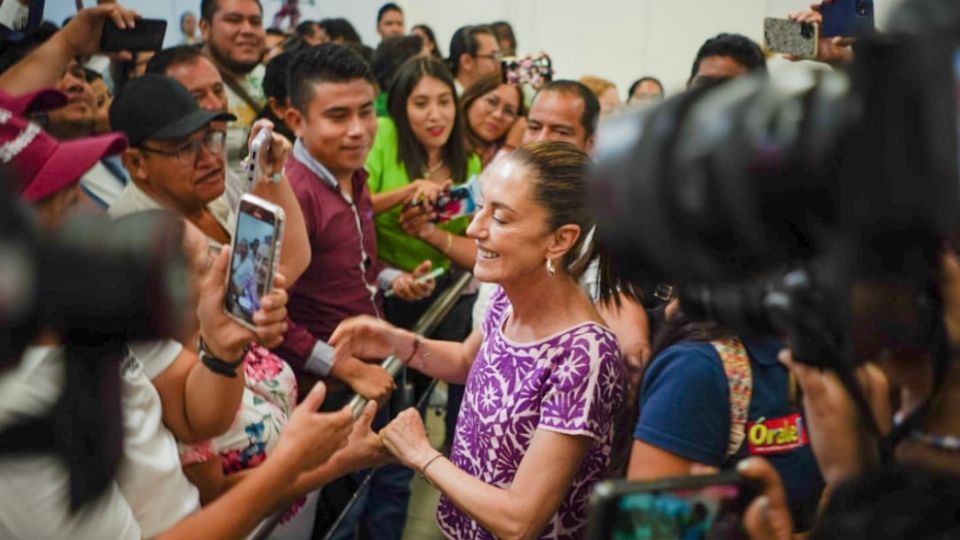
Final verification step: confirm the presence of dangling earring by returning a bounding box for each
[546,258,556,276]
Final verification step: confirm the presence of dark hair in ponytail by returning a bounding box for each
[507,141,645,305]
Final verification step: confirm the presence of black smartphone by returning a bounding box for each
[821,0,875,38]
[586,472,758,540]
[225,194,285,329]
[100,18,167,52]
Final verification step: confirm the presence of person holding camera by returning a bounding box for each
[366,54,483,461]
[331,141,625,539]
[365,55,483,345]
[106,72,325,521]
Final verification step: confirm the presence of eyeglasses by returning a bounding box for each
[141,131,226,166]
[474,51,503,63]
[480,94,518,121]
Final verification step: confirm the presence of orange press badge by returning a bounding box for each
[746,413,809,455]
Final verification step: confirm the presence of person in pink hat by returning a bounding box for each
[0,87,127,227]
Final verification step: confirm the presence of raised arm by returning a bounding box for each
[248,121,310,284]
[0,4,138,94]
[155,248,289,443]
[157,382,354,540]
[383,410,593,540]
[329,315,484,385]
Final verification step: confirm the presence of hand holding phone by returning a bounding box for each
[245,127,272,191]
[821,0,874,38]
[587,472,758,540]
[434,175,482,223]
[787,6,856,65]
[198,244,289,360]
[385,267,445,298]
[100,18,167,52]
[56,4,140,58]
[225,194,286,329]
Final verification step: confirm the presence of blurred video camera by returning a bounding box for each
[0,180,189,507]
[0,189,189,363]
[591,0,960,367]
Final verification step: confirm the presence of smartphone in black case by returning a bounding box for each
[587,472,758,540]
[100,18,167,52]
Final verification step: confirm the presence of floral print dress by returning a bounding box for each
[437,287,625,539]
[179,344,301,516]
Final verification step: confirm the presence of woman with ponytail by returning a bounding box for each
[330,141,629,539]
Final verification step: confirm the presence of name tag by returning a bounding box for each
[746,413,808,455]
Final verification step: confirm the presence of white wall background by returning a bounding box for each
[45,0,900,97]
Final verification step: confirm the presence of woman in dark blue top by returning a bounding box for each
[627,313,824,531]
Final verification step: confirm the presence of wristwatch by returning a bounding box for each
[198,337,248,378]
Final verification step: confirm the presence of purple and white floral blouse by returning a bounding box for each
[437,287,624,539]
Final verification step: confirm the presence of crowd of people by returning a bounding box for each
[1,0,958,539]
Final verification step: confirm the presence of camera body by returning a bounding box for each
[591,0,960,366]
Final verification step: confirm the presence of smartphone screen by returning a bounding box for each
[225,197,281,326]
[588,473,754,540]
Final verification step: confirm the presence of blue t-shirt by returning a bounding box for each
[633,336,824,530]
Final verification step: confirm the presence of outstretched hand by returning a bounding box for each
[329,315,411,365]
[272,382,354,474]
[331,401,394,473]
[380,408,437,471]
[738,458,794,540]
[197,247,289,359]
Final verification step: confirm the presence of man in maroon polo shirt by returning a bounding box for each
[278,43,434,539]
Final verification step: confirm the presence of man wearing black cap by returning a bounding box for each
[108,73,309,285]
[109,73,237,238]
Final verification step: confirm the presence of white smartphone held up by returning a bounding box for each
[764,17,819,59]
[384,267,446,298]
[245,127,272,191]
[225,193,286,329]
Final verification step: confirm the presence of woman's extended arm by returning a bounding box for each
[329,316,484,385]
[383,410,593,540]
